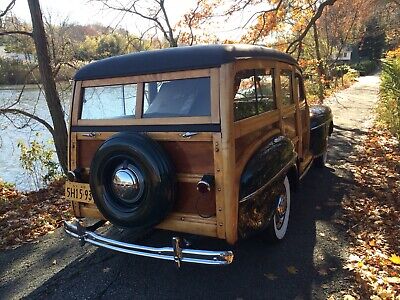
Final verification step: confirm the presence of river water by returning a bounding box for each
[0,85,71,190]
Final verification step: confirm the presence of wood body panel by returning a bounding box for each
[75,138,216,216]
[79,204,218,237]
[160,141,214,174]
[173,182,216,216]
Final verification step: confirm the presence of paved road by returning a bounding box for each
[0,75,380,300]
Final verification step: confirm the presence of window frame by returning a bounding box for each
[80,83,138,120]
[279,69,295,107]
[73,68,220,126]
[233,68,277,122]
[295,72,307,104]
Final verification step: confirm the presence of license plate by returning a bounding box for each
[65,181,94,203]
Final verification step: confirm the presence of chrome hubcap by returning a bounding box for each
[275,194,287,230]
[112,165,144,204]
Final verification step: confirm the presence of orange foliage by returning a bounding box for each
[386,47,400,59]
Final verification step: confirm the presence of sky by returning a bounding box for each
[4,0,249,41]
[9,0,196,28]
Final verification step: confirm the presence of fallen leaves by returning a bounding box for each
[0,178,72,250]
[340,126,400,298]
[389,255,400,265]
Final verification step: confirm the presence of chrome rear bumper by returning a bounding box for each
[64,221,234,266]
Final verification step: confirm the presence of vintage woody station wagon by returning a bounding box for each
[64,44,333,266]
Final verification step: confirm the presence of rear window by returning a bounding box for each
[143,77,211,118]
[81,84,137,119]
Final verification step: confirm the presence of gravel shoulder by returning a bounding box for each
[0,75,380,300]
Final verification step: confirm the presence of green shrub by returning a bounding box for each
[377,58,400,139]
[352,60,378,76]
[0,58,39,84]
[343,68,359,82]
[17,135,63,189]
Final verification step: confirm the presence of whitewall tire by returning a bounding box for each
[266,176,291,241]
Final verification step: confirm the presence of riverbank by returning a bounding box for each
[0,83,71,190]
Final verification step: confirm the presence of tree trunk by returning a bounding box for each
[312,23,325,103]
[27,0,68,173]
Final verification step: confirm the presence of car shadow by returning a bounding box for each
[1,128,363,300]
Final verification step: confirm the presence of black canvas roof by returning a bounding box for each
[74,44,298,81]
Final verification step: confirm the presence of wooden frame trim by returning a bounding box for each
[75,132,214,142]
[219,63,237,244]
[292,70,303,158]
[71,81,82,125]
[74,67,220,126]
[177,173,203,183]
[81,69,212,88]
[234,59,277,71]
[135,83,144,118]
[234,110,280,138]
[210,68,220,123]
[156,213,217,237]
[76,116,213,126]
[213,133,226,239]
[274,65,284,133]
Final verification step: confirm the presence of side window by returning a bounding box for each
[234,69,276,121]
[81,84,137,119]
[295,73,306,103]
[280,70,294,106]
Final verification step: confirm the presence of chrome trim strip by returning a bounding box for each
[64,221,233,266]
[239,156,297,204]
[310,120,330,131]
[299,159,313,180]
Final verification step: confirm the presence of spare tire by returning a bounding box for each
[89,132,176,229]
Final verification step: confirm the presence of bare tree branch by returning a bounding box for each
[0,30,33,37]
[0,108,54,135]
[0,0,16,18]
[286,0,337,54]
[93,0,177,47]
[158,0,176,46]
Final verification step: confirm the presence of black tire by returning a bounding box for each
[90,132,176,229]
[265,176,291,242]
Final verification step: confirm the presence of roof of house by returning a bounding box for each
[74,44,298,81]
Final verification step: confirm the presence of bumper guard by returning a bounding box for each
[64,221,234,266]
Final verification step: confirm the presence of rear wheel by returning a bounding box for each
[266,176,291,241]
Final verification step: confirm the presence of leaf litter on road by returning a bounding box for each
[0,179,72,250]
[339,126,400,298]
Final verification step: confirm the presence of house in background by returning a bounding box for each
[331,45,360,64]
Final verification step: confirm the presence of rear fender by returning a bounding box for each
[238,135,297,239]
[309,105,333,156]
